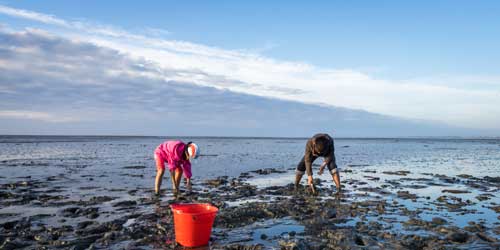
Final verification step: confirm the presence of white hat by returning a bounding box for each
[187,142,199,159]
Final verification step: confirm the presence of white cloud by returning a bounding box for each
[0,5,69,27]
[1,4,500,129]
[0,110,78,122]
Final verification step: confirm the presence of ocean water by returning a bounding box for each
[1,136,499,184]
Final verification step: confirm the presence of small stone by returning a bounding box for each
[431,217,447,226]
[447,231,468,243]
[476,232,497,242]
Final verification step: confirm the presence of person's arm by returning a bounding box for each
[182,161,192,190]
[318,161,327,175]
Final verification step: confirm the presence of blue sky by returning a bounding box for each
[5,0,500,79]
[0,1,499,136]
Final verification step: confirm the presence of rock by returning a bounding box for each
[224,244,263,250]
[464,221,486,232]
[87,212,99,219]
[205,177,228,187]
[446,231,469,243]
[476,232,497,242]
[442,189,470,194]
[112,200,137,207]
[354,234,365,246]
[278,240,298,250]
[0,238,30,250]
[382,171,410,176]
[77,221,95,230]
[476,194,494,201]
[89,196,115,204]
[483,176,500,183]
[489,206,500,213]
[69,234,100,250]
[397,191,417,200]
[251,168,286,175]
[123,165,146,169]
[431,217,447,226]
[400,235,429,249]
[260,234,267,240]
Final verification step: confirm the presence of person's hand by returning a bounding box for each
[307,175,313,185]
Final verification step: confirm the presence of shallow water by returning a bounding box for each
[1,136,499,249]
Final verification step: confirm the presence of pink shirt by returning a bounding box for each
[154,140,192,178]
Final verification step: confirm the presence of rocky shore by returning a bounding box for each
[1,167,499,249]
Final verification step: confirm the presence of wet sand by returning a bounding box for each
[1,166,499,249]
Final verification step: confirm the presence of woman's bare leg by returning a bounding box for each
[154,168,165,195]
[174,168,183,191]
[169,171,177,193]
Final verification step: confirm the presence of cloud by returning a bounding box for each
[0,4,499,132]
[0,110,78,122]
[0,5,69,27]
[0,28,478,136]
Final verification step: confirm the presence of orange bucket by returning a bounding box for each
[170,203,218,247]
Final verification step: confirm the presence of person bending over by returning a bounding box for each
[295,133,341,194]
[154,140,199,195]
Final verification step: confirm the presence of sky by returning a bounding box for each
[0,1,499,136]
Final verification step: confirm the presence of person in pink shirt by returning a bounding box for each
[154,140,199,195]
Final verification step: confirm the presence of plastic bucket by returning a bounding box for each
[170,203,218,247]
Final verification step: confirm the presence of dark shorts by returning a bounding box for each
[296,156,337,175]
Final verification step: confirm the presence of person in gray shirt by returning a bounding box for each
[295,133,341,194]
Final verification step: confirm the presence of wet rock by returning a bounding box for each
[87,212,99,219]
[215,202,288,228]
[69,234,101,250]
[483,176,500,183]
[382,170,410,176]
[112,200,137,207]
[205,176,228,187]
[397,191,417,200]
[476,232,498,242]
[464,221,486,232]
[89,196,115,204]
[489,206,500,213]
[363,175,380,181]
[442,189,470,194]
[354,234,365,246]
[251,168,286,175]
[446,231,469,243]
[123,165,146,169]
[260,234,268,240]
[399,235,434,249]
[278,240,299,250]
[77,221,95,230]
[476,193,494,201]
[223,244,263,250]
[435,174,460,184]
[431,217,447,226]
[60,207,99,218]
[0,238,30,250]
